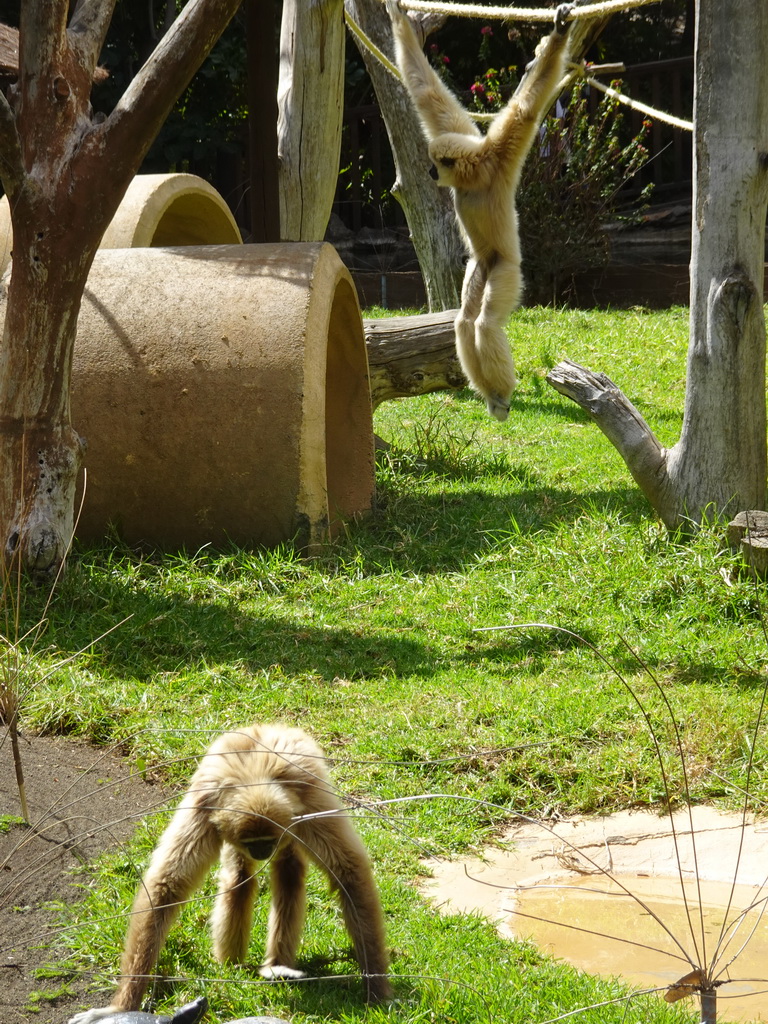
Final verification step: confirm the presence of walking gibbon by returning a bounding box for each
[69,724,391,1023]
[387,0,578,420]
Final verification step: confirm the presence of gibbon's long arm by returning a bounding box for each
[113,796,223,1012]
[387,0,480,141]
[487,14,572,159]
[301,813,391,1003]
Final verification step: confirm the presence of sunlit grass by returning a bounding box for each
[8,304,764,1023]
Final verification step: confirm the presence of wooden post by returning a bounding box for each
[246,0,280,242]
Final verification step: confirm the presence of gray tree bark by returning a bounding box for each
[548,0,768,530]
[344,0,465,310]
[277,0,346,241]
[0,0,242,572]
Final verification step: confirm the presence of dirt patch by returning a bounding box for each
[0,731,172,1024]
[422,807,768,1022]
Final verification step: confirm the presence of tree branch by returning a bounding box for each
[68,0,118,73]
[546,358,673,521]
[19,0,68,80]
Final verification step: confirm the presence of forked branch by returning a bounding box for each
[546,358,674,523]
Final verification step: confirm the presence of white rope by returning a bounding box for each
[394,0,662,23]
[580,70,693,131]
[348,4,690,134]
[344,10,403,82]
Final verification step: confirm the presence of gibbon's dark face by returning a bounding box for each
[211,781,300,860]
[428,133,489,190]
[238,831,281,861]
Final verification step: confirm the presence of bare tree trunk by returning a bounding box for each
[548,0,768,530]
[0,0,242,572]
[277,0,345,240]
[665,0,768,519]
[344,0,465,310]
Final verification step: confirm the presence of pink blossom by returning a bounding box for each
[481,25,493,35]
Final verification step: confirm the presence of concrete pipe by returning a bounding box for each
[0,173,242,274]
[71,243,374,551]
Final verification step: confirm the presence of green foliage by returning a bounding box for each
[94,6,248,181]
[518,91,653,305]
[469,64,519,111]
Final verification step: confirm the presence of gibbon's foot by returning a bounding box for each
[67,1010,118,1024]
[259,964,308,981]
[486,394,511,421]
[555,4,574,33]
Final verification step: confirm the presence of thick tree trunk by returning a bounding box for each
[345,0,465,310]
[664,0,768,520]
[0,220,93,571]
[0,0,242,571]
[277,0,346,240]
[548,0,768,530]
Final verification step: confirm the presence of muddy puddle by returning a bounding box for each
[421,806,768,1021]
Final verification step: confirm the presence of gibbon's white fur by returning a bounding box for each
[69,724,390,1024]
[387,0,577,420]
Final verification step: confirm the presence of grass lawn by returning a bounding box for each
[8,304,767,1023]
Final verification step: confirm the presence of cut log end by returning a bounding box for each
[727,510,768,576]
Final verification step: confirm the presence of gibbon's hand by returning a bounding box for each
[67,1010,116,1024]
[555,3,575,34]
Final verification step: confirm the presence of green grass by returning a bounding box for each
[7,304,766,1023]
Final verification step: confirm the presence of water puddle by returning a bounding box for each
[421,807,768,1021]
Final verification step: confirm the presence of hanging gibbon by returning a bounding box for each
[387,0,579,420]
[69,724,391,1024]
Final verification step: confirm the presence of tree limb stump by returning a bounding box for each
[727,510,768,576]
[547,358,673,519]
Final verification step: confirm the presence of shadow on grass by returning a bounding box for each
[363,477,651,573]
[16,568,433,687]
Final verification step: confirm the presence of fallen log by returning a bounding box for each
[363,308,466,408]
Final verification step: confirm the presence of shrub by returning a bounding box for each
[518,87,653,305]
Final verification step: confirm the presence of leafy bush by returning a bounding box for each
[518,88,653,305]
